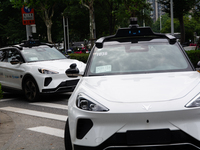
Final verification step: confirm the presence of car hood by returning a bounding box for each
[27,59,85,73]
[81,72,200,103]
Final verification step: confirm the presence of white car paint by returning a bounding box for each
[65,25,200,150]
[0,44,86,101]
[68,72,200,148]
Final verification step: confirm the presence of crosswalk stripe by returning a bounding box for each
[0,99,12,102]
[27,126,64,138]
[0,106,68,122]
[29,102,68,110]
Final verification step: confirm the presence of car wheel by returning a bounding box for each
[64,119,72,150]
[23,77,39,102]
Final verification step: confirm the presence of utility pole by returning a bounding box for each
[143,9,145,27]
[170,0,174,35]
[160,7,162,32]
[26,25,31,40]
[24,0,31,40]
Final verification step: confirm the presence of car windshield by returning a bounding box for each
[87,41,193,76]
[21,47,66,62]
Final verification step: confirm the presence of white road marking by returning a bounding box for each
[0,106,68,122]
[29,102,68,110]
[27,126,64,138]
[0,99,12,102]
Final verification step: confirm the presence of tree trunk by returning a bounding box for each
[38,2,55,44]
[81,0,96,48]
[46,21,52,43]
[178,15,185,45]
[89,8,95,47]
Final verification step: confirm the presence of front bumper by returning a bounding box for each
[41,79,79,93]
[74,129,200,150]
[69,107,200,150]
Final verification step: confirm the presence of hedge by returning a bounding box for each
[185,50,200,68]
[69,51,200,68]
[0,83,3,99]
[69,53,90,63]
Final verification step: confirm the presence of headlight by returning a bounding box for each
[186,93,200,108]
[38,69,59,74]
[76,93,109,112]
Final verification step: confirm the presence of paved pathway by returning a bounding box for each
[0,111,15,149]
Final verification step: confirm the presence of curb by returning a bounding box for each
[0,111,15,149]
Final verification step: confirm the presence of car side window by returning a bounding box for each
[0,50,8,62]
[7,49,22,62]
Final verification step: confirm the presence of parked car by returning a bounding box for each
[64,18,200,150]
[0,39,85,101]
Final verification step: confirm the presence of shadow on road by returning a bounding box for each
[1,92,72,102]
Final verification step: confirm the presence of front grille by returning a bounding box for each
[74,130,200,150]
[59,79,79,87]
[42,79,79,93]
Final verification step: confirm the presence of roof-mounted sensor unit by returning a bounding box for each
[95,18,176,48]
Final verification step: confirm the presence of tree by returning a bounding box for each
[95,0,118,35]
[115,0,153,27]
[63,0,89,42]
[10,0,65,43]
[80,0,96,47]
[0,0,25,47]
[151,13,170,33]
[158,0,200,44]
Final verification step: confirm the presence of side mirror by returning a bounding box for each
[196,61,200,72]
[66,55,70,59]
[197,61,200,67]
[10,59,20,65]
[65,63,80,77]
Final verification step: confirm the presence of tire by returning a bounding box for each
[23,77,39,102]
[64,119,72,150]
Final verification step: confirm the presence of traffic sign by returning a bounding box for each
[21,5,35,25]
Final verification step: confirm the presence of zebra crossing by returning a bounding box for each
[0,101,68,138]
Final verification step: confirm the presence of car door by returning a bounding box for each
[0,49,9,85]
[3,48,25,89]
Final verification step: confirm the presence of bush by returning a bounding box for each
[69,53,90,63]
[185,50,200,68]
[0,83,3,99]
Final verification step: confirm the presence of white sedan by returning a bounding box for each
[64,20,200,150]
[0,41,85,101]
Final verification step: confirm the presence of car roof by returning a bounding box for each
[95,17,176,48]
[0,37,53,51]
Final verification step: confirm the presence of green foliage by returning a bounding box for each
[0,0,26,47]
[186,50,200,68]
[0,83,3,99]
[151,13,170,33]
[155,15,199,43]
[63,0,89,41]
[158,0,200,44]
[115,0,153,27]
[158,0,200,18]
[159,17,180,34]
[69,53,89,63]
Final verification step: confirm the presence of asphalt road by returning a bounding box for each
[0,92,71,150]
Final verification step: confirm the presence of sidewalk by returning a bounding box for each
[0,111,15,149]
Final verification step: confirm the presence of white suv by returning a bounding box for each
[0,39,85,101]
